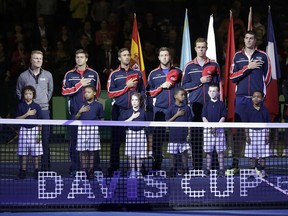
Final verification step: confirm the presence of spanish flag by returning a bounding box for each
[130,13,147,86]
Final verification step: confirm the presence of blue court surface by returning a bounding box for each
[1,209,288,216]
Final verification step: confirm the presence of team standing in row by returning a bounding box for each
[15,30,272,179]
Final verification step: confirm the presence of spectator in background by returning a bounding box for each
[164,28,181,62]
[69,0,88,30]
[51,40,71,95]
[79,20,95,44]
[95,20,115,48]
[253,12,266,38]
[8,24,28,51]
[6,42,30,118]
[96,39,118,89]
[56,25,74,54]
[107,13,121,46]
[0,42,9,117]
[217,8,246,53]
[38,37,53,71]
[36,0,58,30]
[143,41,158,77]
[122,39,131,50]
[10,42,30,82]
[279,37,288,80]
[30,16,52,50]
[122,16,133,42]
[140,12,159,47]
[90,0,111,29]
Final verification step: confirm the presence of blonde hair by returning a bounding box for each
[31,50,43,56]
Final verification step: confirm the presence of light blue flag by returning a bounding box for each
[180,9,192,71]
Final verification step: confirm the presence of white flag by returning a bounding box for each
[206,14,217,61]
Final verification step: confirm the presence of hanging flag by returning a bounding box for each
[265,6,281,121]
[224,11,236,122]
[207,14,217,61]
[180,8,192,71]
[130,13,147,86]
[207,14,224,101]
[247,6,253,31]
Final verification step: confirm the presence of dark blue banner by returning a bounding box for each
[1,170,288,205]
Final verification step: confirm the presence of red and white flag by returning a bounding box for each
[265,6,281,121]
[224,11,236,122]
[130,14,147,86]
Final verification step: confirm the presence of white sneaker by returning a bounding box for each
[270,149,278,156]
[129,171,137,178]
[260,169,267,178]
[148,151,154,159]
[256,168,267,178]
[282,149,288,157]
[227,147,233,157]
[136,171,143,179]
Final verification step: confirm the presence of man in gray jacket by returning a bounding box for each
[16,50,54,172]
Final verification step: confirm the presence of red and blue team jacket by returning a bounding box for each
[146,66,182,109]
[107,66,145,109]
[61,66,101,115]
[230,49,271,97]
[181,58,221,105]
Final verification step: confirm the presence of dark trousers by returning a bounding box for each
[69,125,80,171]
[152,108,167,171]
[109,105,125,171]
[190,102,204,170]
[41,110,51,171]
[231,97,250,168]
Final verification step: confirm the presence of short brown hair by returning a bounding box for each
[158,47,170,55]
[118,47,129,57]
[194,37,207,47]
[75,49,88,58]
